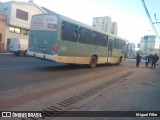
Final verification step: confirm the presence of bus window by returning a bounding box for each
[114,38,118,49]
[108,39,113,51]
[92,31,101,46]
[79,27,91,44]
[101,34,108,47]
[61,21,78,42]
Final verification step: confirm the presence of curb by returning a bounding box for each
[0,52,12,55]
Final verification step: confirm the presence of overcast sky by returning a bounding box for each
[1,0,160,47]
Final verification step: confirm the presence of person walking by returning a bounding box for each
[148,53,153,67]
[151,53,159,69]
[136,53,141,67]
[145,55,149,67]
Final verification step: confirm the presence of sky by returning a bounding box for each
[1,0,160,48]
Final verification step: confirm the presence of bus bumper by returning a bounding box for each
[27,50,57,61]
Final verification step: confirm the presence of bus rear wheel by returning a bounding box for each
[89,56,97,68]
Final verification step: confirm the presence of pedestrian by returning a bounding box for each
[145,55,149,67]
[136,53,141,67]
[148,53,153,67]
[151,53,159,69]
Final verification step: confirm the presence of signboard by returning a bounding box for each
[30,15,57,31]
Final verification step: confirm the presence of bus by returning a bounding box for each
[28,13,128,68]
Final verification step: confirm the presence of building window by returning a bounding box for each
[16,9,28,21]
[9,27,21,34]
[9,27,14,32]
[23,29,29,35]
[15,28,20,34]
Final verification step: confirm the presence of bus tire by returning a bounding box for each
[89,56,97,68]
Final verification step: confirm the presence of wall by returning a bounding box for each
[10,3,44,29]
[0,14,6,52]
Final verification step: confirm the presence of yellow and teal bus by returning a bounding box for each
[28,13,128,68]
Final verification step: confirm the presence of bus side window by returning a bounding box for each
[92,31,101,46]
[61,23,64,38]
[61,21,68,40]
[114,38,118,49]
[101,34,108,47]
[73,25,79,40]
[108,39,113,51]
[61,21,78,42]
[79,27,91,44]
[122,41,125,50]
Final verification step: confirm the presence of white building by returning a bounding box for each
[92,16,118,35]
[140,35,156,55]
[128,43,136,58]
[0,1,46,52]
[92,16,112,34]
[111,22,118,35]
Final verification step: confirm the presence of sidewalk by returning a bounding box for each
[55,63,160,120]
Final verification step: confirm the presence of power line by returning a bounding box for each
[141,0,160,39]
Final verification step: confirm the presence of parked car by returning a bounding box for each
[9,38,28,56]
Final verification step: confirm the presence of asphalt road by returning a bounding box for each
[0,54,129,93]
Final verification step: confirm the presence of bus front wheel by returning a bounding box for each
[89,56,97,68]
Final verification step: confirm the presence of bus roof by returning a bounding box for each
[32,13,128,43]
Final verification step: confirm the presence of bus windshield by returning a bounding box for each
[30,14,57,31]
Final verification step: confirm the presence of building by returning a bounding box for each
[0,14,6,52]
[111,22,118,35]
[140,35,156,55]
[92,16,118,35]
[127,43,136,58]
[0,1,46,52]
[92,16,112,34]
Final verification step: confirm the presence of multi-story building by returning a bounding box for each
[92,16,118,35]
[92,16,112,34]
[140,35,156,55]
[111,22,118,35]
[0,1,46,52]
[128,43,136,58]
